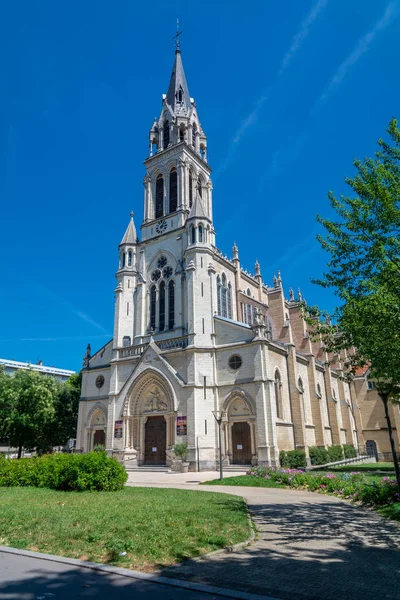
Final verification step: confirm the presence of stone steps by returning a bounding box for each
[125,466,170,473]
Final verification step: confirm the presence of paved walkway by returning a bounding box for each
[127,471,400,600]
[0,551,238,600]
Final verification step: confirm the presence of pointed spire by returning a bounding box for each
[232,242,239,261]
[166,47,191,115]
[120,212,137,245]
[83,343,91,368]
[188,190,208,220]
[289,287,295,301]
[255,260,261,277]
[297,288,303,302]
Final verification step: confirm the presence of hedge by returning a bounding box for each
[327,445,344,462]
[0,451,127,492]
[343,444,357,459]
[309,446,329,466]
[280,449,306,469]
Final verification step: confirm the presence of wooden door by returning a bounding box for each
[144,416,166,465]
[93,430,105,448]
[366,440,378,461]
[231,422,251,465]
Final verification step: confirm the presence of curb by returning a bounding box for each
[0,545,279,600]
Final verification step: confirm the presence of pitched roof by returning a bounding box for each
[120,214,137,245]
[188,191,208,220]
[166,50,191,115]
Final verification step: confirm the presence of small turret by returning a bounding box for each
[118,212,137,272]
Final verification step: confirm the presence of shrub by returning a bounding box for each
[343,444,357,459]
[173,443,188,460]
[93,444,106,453]
[280,449,306,469]
[327,445,344,462]
[0,452,127,492]
[309,446,329,466]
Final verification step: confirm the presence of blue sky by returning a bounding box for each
[1,0,399,371]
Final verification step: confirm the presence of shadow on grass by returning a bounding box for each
[160,498,400,600]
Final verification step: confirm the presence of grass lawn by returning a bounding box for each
[202,475,285,488]
[0,487,249,571]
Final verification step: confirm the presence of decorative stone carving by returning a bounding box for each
[144,388,168,412]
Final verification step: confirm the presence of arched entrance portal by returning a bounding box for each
[124,370,176,466]
[223,393,256,466]
[87,406,107,451]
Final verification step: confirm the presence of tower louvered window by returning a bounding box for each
[155,175,164,219]
[150,285,156,331]
[196,178,202,198]
[217,276,221,316]
[217,274,232,318]
[189,172,193,208]
[192,122,197,147]
[163,120,170,149]
[169,169,177,213]
[168,280,175,330]
[159,281,166,331]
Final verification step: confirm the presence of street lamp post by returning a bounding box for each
[212,410,224,481]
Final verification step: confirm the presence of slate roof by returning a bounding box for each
[166,50,191,115]
[188,191,208,220]
[120,214,137,245]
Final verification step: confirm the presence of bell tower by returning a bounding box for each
[141,41,213,243]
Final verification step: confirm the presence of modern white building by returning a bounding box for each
[76,45,359,469]
[0,358,74,382]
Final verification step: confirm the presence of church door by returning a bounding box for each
[93,430,105,448]
[144,416,167,465]
[366,440,378,461]
[231,422,251,465]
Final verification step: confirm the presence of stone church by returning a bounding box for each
[76,45,396,469]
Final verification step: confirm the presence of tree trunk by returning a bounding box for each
[17,444,23,459]
[380,393,400,493]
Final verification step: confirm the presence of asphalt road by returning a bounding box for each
[0,551,239,600]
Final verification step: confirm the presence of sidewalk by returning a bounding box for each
[127,473,400,600]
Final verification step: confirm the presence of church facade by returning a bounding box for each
[76,47,372,470]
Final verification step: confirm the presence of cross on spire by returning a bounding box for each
[173,19,182,51]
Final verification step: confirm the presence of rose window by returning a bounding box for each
[151,269,162,282]
[163,266,173,279]
[157,256,167,268]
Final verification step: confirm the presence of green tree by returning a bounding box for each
[310,118,400,490]
[37,372,81,452]
[0,368,58,458]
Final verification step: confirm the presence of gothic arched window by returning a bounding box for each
[179,125,185,142]
[192,122,197,147]
[298,377,307,422]
[189,171,193,208]
[168,280,175,330]
[274,370,282,419]
[191,225,196,244]
[169,168,177,213]
[163,120,170,149]
[217,275,222,316]
[155,174,164,219]
[245,289,253,325]
[121,252,126,268]
[128,250,132,267]
[217,274,231,318]
[159,281,166,331]
[150,285,156,331]
[198,224,203,242]
[227,283,232,318]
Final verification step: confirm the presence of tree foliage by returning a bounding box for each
[308,118,400,489]
[0,368,80,456]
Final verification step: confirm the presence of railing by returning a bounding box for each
[118,343,149,359]
[156,335,190,351]
[117,335,190,358]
